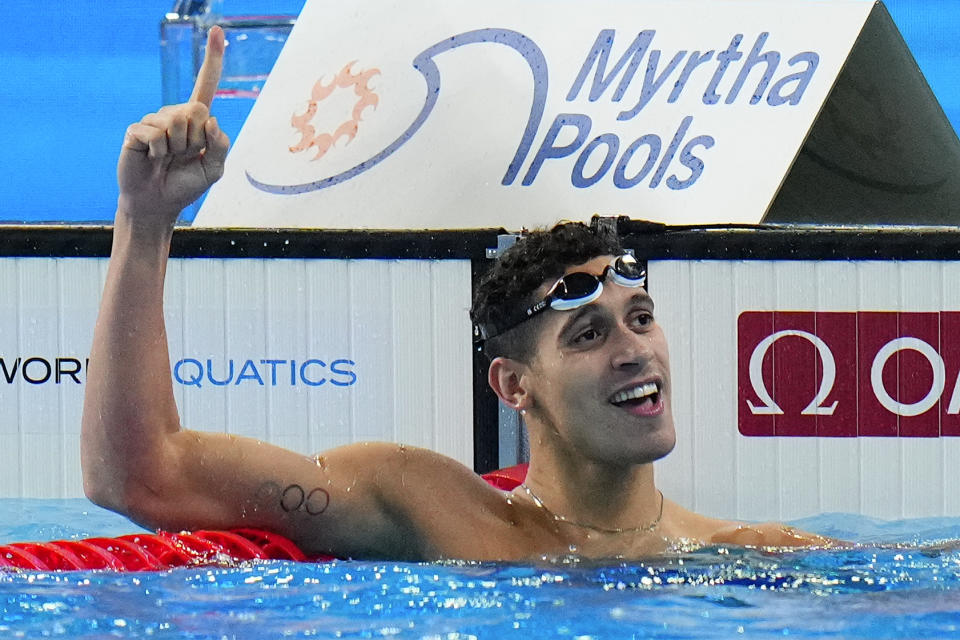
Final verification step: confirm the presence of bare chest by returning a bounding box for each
[416,503,674,561]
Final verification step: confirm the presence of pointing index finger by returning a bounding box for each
[190,26,225,107]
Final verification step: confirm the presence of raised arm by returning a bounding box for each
[79,28,476,559]
[81,27,230,509]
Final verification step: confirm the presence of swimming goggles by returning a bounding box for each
[474,253,647,343]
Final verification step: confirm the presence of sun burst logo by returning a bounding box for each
[289,62,380,161]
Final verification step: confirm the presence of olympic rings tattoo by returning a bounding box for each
[279,484,330,515]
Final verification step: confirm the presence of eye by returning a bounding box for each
[632,311,655,329]
[572,327,602,344]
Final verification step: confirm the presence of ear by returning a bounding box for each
[488,356,530,410]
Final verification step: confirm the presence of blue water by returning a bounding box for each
[3,500,960,638]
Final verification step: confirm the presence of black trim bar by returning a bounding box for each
[2,223,960,260]
[0,226,502,260]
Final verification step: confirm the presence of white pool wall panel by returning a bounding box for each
[0,257,474,499]
[653,259,960,522]
[813,261,862,517]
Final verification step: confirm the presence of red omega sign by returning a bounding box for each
[738,311,960,437]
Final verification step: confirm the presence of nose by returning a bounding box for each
[609,321,653,370]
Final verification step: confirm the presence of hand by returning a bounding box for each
[117,26,230,228]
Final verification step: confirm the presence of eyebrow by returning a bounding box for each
[557,305,599,336]
[630,291,654,308]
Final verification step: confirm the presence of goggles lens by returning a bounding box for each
[552,271,601,300]
[607,254,645,287]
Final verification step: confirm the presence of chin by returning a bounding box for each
[647,428,677,462]
[632,419,677,464]
[600,426,677,467]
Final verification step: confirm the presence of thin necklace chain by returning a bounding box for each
[519,484,664,535]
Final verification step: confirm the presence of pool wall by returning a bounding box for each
[0,234,474,501]
[2,225,960,525]
[654,258,960,523]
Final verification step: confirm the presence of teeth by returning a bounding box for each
[611,382,659,404]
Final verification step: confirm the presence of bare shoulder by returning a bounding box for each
[710,522,843,547]
[320,441,498,504]
[663,499,836,548]
[709,521,838,548]
[320,442,516,558]
[320,441,484,480]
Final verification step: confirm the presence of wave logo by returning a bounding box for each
[738,311,960,438]
[247,29,546,195]
[289,62,381,162]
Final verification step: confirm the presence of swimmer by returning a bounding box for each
[81,27,832,560]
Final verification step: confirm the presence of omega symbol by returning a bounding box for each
[747,330,838,416]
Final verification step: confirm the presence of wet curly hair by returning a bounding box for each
[470,221,623,362]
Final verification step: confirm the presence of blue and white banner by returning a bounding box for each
[0,257,475,498]
[194,0,874,229]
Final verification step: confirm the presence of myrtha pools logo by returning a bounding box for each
[289,62,381,162]
[247,28,820,195]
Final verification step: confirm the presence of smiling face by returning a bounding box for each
[520,255,677,468]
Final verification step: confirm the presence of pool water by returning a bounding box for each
[3,500,960,639]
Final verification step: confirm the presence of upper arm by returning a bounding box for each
[120,433,422,559]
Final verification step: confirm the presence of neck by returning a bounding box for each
[521,449,661,533]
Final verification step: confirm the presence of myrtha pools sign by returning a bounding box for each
[195,0,875,229]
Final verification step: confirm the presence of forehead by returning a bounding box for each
[563,255,617,277]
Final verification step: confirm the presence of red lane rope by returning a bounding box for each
[0,465,529,572]
[0,528,320,572]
